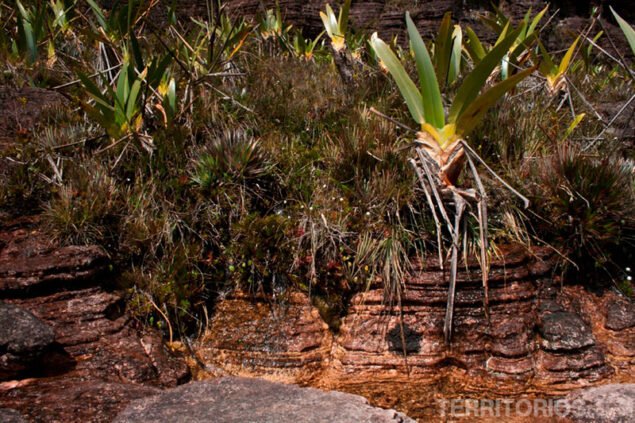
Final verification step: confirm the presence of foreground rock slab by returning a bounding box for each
[565,384,635,422]
[115,376,414,423]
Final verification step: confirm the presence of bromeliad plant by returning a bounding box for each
[537,37,580,94]
[466,5,548,80]
[320,0,358,86]
[371,12,534,343]
[319,0,351,52]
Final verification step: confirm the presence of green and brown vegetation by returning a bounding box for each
[0,0,633,340]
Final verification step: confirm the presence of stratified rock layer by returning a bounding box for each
[198,291,333,383]
[0,216,189,422]
[198,246,633,419]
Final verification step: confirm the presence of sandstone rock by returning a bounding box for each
[0,302,55,380]
[0,408,27,423]
[605,300,635,331]
[114,377,415,423]
[565,383,635,423]
[539,311,595,351]
[0,221,109,293]
[0,379,160,423]
[5,287,190,387]
[197,291,332,383]
[0,218,190,422]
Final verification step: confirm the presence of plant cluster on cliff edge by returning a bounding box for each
[0,1,633,343]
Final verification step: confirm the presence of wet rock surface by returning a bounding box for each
[605,300,635,331]
[115,376,415,423]
[539,311,595,351]
[0,216,190,422]
[565,383,635,422]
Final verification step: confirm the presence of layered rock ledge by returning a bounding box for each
[197,245,634,419]
[0,217,190,422]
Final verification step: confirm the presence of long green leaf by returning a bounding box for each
[406,12,444,128]
[434,12,452,87]
[126,77,143,120]
[339,0,352,38]
[448,25,462,85]
[86,0,107,30]
[465,27,486,62]
[16,1,36,64]
[77,72,114,112]
[611,7,635,57]
[449,25,522,123]
[370,32,424,125]
[558,36,580,76]
[115,65,130,113]
[528,5,549,36]
[456,66,535,137]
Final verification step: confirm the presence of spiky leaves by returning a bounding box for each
[371,14,532,149]
[611,7,635,57]
[320,0,351,51]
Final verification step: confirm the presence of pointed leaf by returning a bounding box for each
[611,7,635,56]
[528,5,549,36]
[449,25,523,123]
[339,0,352,38]
[557,36,580,76]
[434,12,453,87]
[465,27,486,62]
[16,1,36,64]
[126,81,142,121]
[448,25,462,85]
[456,66,535,137]
[370,32,424,125]
[86,0,107,30]
[406,12,444,128]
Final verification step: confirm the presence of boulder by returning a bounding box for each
[605,300,635,331]
[0,302,55,380]
[0,408,27,423]
[539,311,595,351]
[115,377,415,423]
[565,383,635,422]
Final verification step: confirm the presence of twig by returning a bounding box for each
[369,107,417,134]
[583,92,635,151]
[51,64,123,90]
[460,141,530,208]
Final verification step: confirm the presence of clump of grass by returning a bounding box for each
[526,144,635,285]
[43,162,120,246]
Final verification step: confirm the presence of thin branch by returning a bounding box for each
[460,141,530,208]
[369,107,417,134]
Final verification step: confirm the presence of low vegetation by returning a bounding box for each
[0,0,633,339]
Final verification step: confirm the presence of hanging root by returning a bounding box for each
[443,191,466,344]
[409,141,530,343]
[465,151,490,320]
